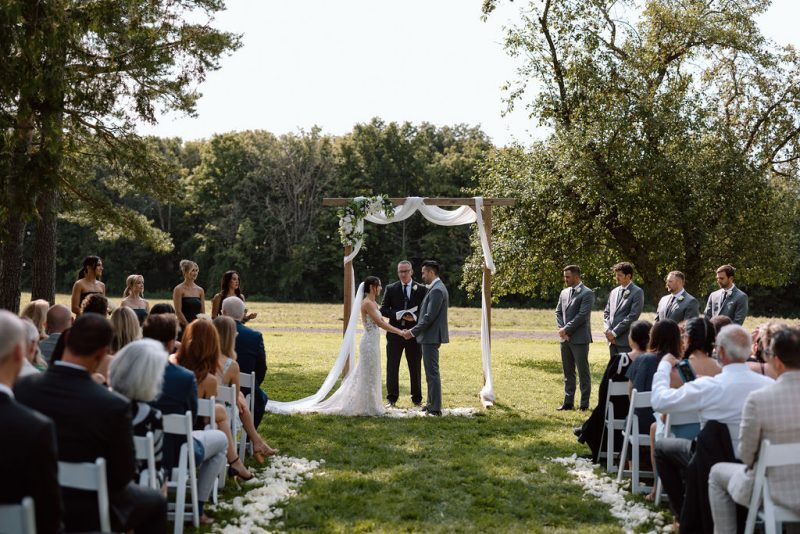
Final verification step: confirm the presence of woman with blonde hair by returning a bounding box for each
[70,255,106,315]
[173,319,253,482]
[111,307,142,353]
[20,299,49,339]
[213,316,277,462]
[173,259,205,330]
[121,274,150,325]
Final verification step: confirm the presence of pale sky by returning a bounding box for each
[137,0,800,147]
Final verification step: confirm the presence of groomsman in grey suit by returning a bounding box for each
[704,264,748,325]
[603,262,644,358]
[654,271,699,323]
[404,260,449,417]
[555,265,595,411]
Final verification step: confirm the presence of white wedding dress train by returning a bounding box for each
[266,282,384,416]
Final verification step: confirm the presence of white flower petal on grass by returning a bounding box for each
[211,456,324,534]
[551,455,670,533]
[383,407,478,418]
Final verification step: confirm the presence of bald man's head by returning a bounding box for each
[46,304,72,334]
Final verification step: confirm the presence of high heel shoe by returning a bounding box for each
[253,443,278,464]
[227,457,253,481]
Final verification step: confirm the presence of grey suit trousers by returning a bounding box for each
[421,343,441,412]
[561,342,591,408]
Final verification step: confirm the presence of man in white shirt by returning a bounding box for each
[708,326,800,533]
[652,324,774,521]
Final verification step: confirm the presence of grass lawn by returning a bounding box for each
[27,293,791,532]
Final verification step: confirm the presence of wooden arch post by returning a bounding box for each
[323,197,515,379]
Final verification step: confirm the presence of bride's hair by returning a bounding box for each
[363,276,381,295]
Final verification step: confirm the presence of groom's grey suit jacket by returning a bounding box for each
[603,283,644,347]
[555,283,594,345]
[654,291,700,323]
[410,279,449,345]
[704,285,748,325]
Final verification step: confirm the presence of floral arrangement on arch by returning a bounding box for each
[337,195,395,247]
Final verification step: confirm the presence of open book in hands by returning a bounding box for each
[395,306,418,322]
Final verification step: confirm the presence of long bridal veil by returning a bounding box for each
[266,282,366,414]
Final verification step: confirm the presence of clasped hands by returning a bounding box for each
[400,329,414,340]
[558,327,570,342]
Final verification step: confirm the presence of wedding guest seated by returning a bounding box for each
[20,299,49,339]
[121,274,150,325]
[81,292,109,316]
[111,306,142,353]
[70,255,106,315]
[213,316,277,461]
[0,311,60,534]
[150,302,177,315]
[709,325,800,533]
[747,322,782,379]
[211,270,257,322]
[109,339,167,488]
[172,319,249,522]
[20,319,47,376]
[575,319,651,461]
[709,314,733,334]
[652,324,773,528]
[39,304,72,362]
[222,296,268,427]
[15,313,167,533]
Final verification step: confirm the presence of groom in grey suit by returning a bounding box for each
[555,265,595,411]
[704,264,748,325]
[654,271,699,323]
[603,262,644,358]
[404,260,448,417]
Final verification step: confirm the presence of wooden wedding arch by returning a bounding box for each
[322,197,516,406]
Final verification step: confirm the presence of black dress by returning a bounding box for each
[576,351,632,463]
[131,308,148,325]
[181,297,202,323]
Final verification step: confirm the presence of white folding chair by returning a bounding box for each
[654,410,701,506]
[216,387,238,493]
[616,389,655,494]
[133,431,158,490]
[238,371,256,460]
[0,496,36,534]
[744,439,800,534]
[58,458,111,532]
[599,380,631,472]
[197,396,225,504]
[163,411,199,534]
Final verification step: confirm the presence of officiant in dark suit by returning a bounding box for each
[380,260,427,407]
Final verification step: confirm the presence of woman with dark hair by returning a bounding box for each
[211,271,257,322]
[681,316,721,378]
[70,256,106,315]
[575,320,653,463]
[80,293,109,316]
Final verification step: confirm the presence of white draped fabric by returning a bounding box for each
[267,196,497,413]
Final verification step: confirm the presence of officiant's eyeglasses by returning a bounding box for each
[398,269,412,273]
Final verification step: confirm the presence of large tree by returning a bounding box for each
[0,0,240,311]
[473,0,800,303]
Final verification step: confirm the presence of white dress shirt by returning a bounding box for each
[0,383,14,398]
[651,361,774,455]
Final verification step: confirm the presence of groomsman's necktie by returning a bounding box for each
[720,290,729,308]
[403,284,410,306]
[569,287,575,301]
[666,295,676,312]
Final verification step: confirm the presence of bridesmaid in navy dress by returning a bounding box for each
[121,274,150,325]
[173,259,205,330]
[70,256,106,316]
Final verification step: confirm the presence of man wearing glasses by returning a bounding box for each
[380,261,428,408]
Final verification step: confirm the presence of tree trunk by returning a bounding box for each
[0,219,28,313]
[31,189,58,304]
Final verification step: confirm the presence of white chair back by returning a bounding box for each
[0,497,36,534]
[133,431,158,490]
[745,439,800,534]
[616,389,654,494]
[162,411,199,534]
[600,380,630,472]
[58,458,111,532]
[196,396,216,430]
[238,371,256,460]
[654,410,702,505]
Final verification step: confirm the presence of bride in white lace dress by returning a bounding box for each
[293,276,404,416]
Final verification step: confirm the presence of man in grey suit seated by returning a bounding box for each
[603,262,644,358]
[655,271,699,323]
[708,325,800,533]
[704,264,748,325]
[555,265,595,411]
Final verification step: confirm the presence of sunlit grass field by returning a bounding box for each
[28,293,791,532]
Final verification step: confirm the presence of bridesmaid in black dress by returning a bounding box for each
[173,259,205,330]
[121,274,150,325]
[70,256,106,316]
